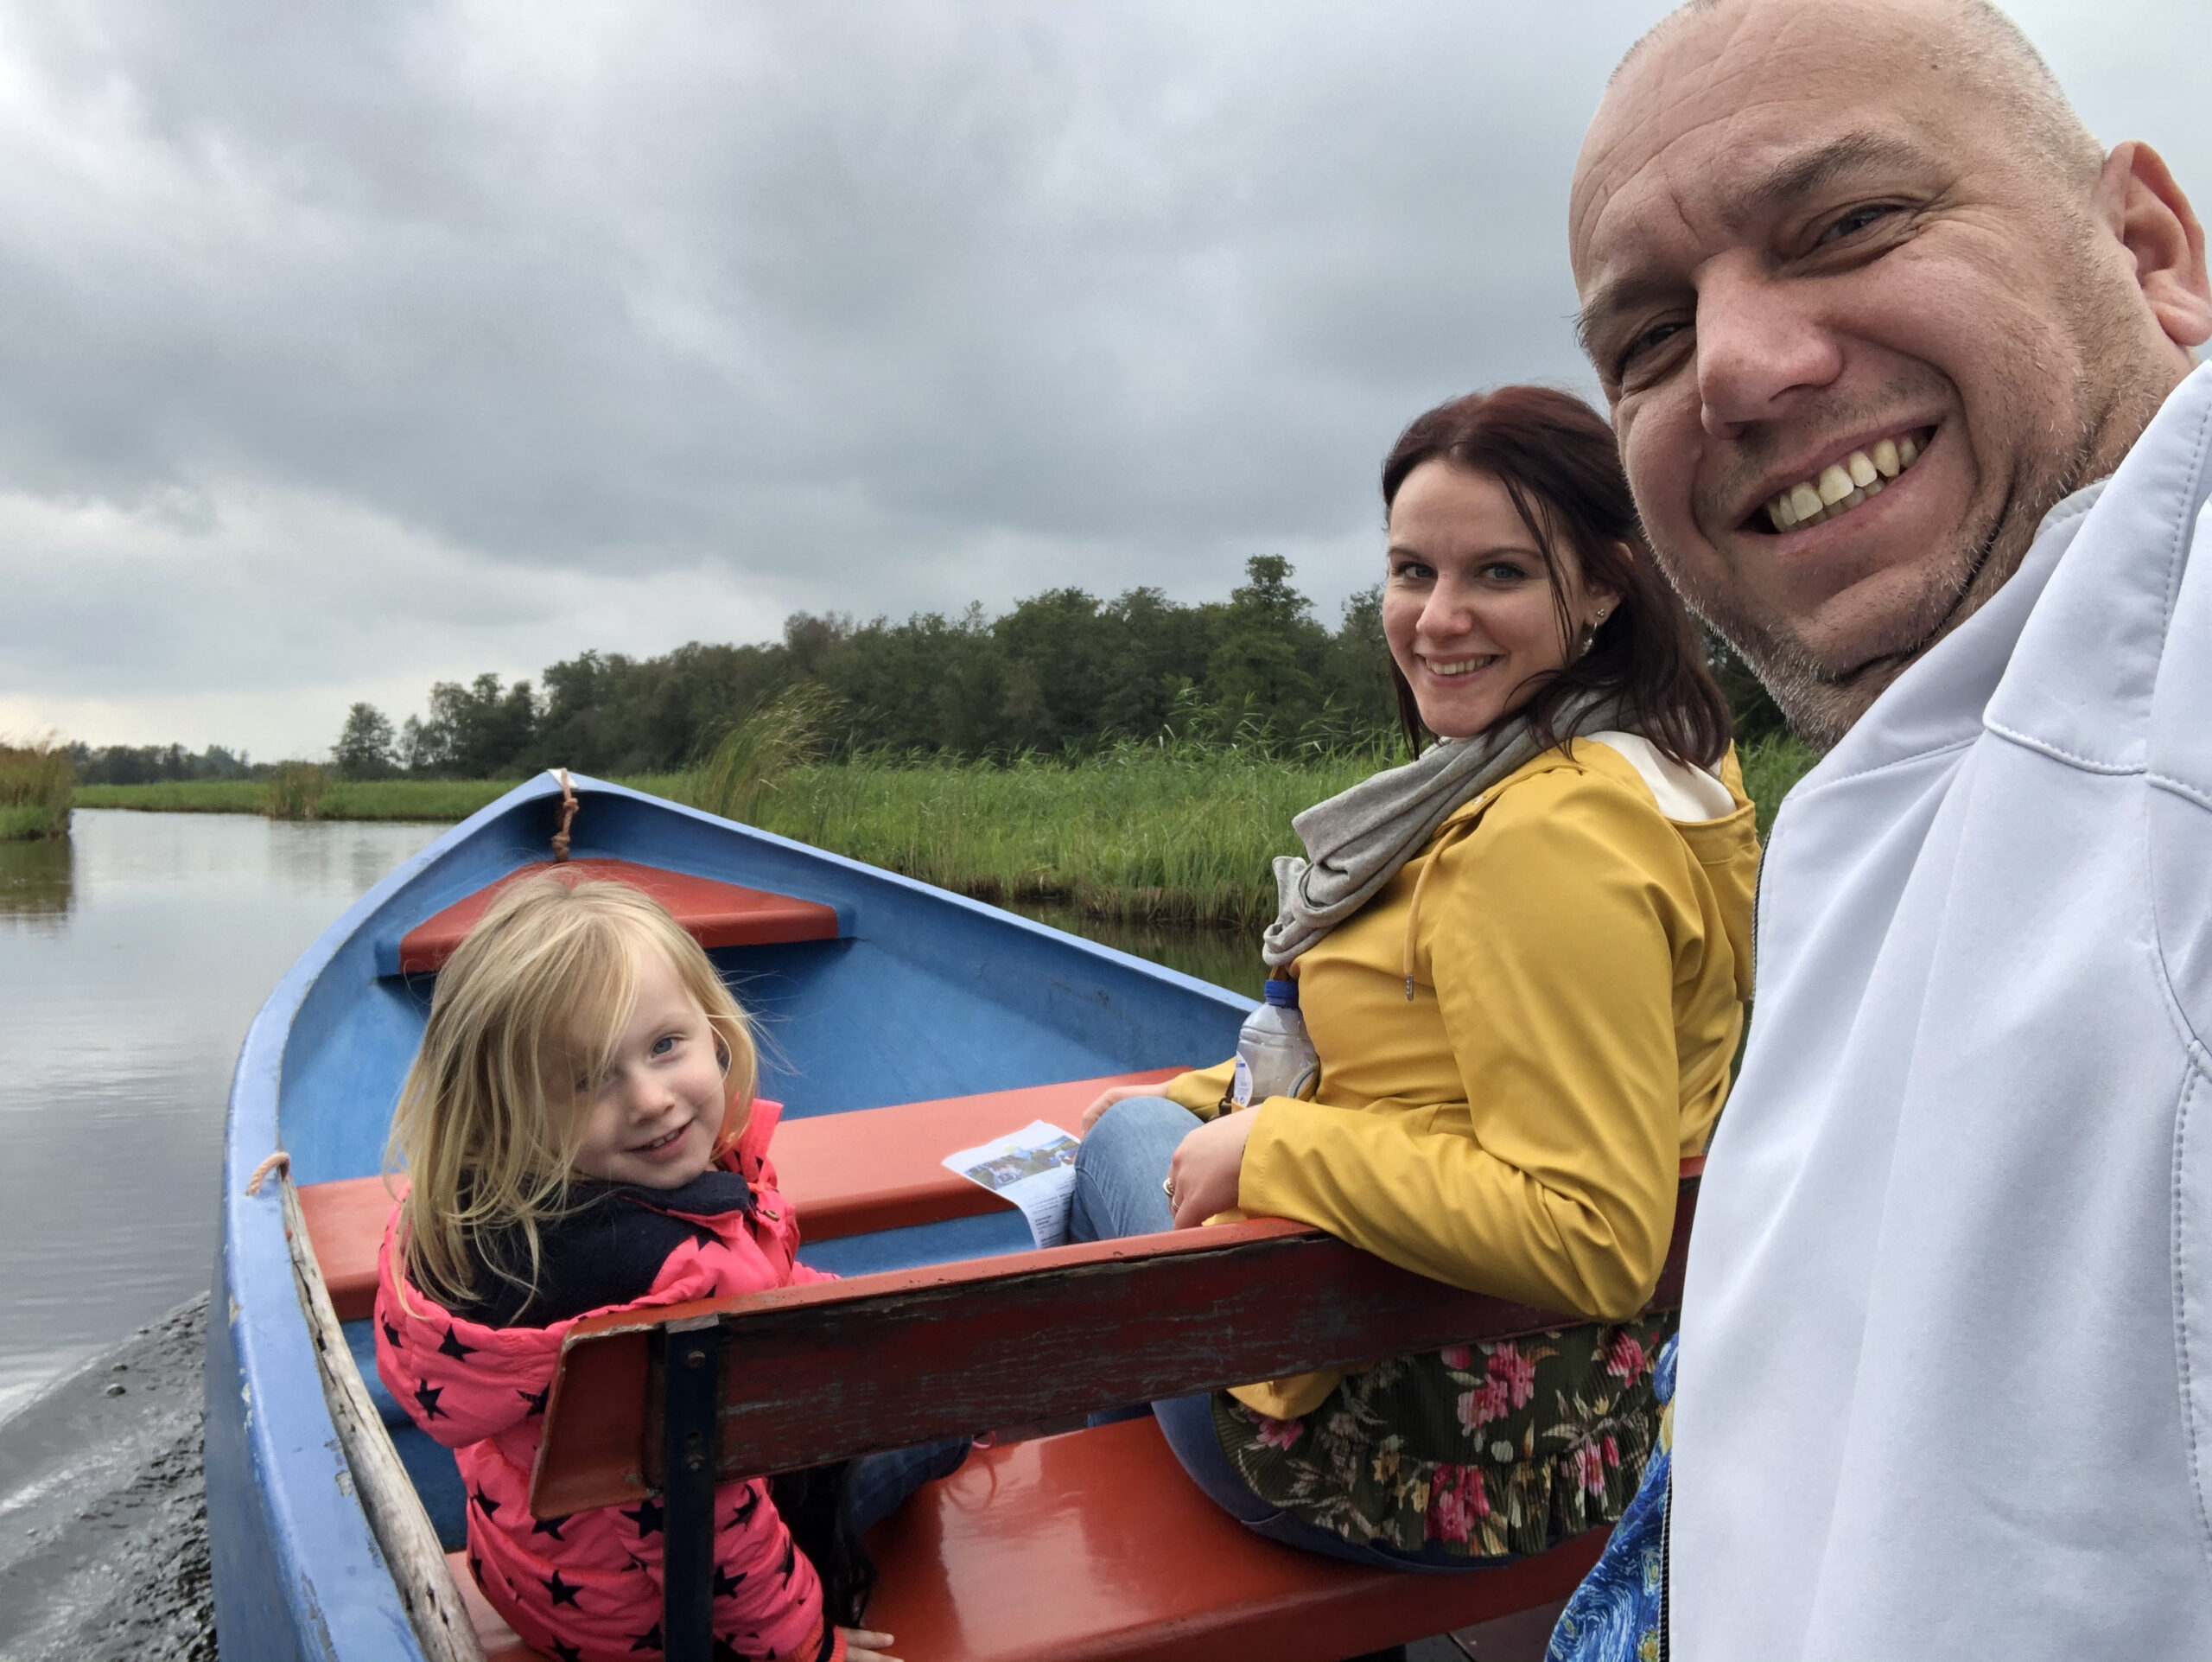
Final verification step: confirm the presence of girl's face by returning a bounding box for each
[1383,461,1618,741]
[569,944,737,1189]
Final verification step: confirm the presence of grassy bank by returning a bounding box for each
[741,745,1383,927]
[1,742,73,841]
[72,735,1817,921]
[73,777,518,821]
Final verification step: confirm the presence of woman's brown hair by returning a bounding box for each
[1380,384,1732,767]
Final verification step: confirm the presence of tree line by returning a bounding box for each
[331,556,1413,780]
[68,742,257,786]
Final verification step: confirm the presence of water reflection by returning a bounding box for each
[0,811,441,1418]
[0,834,73,929]
[1007,903,1266,1000]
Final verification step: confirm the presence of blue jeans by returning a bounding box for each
[843,1437,969,1535]
[1070,1097,1495,1572]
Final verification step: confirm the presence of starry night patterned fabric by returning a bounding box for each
[1545,1335,1675,1662]
[377,1099,847,1662]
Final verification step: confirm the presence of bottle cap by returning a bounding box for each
[1262,978,1299,1009]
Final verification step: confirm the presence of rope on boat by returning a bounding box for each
[244,1149,290,1196]
[550,767,579,863]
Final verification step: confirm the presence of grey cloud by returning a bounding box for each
[0,0,2203,754]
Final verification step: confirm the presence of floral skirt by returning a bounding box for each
[1208,1315,1675,1559]
[1545,1334,1675,1661]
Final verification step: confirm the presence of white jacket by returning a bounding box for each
[1674,361,2212,1660]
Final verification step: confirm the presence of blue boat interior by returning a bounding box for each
[264,777,1249,1557]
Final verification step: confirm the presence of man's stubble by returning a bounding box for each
[1646,233,2180,751]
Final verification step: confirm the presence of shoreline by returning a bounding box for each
[0,1296,215,1661]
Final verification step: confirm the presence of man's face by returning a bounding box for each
[1569,1,2188,743]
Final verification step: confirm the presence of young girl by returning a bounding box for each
[376,873,956,1662]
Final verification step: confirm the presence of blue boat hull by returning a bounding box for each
[207,774,1247,1660]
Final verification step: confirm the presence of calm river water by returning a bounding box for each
[0,812,443,1417]
[0,809,1259,1417]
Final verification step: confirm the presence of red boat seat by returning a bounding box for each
[296,1071,1180,1321]
[394,858,839,977]
[445,1418,1606,1662]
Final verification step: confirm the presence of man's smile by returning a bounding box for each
[1751,425,1937,533]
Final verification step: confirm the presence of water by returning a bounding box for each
[0,812,442,1418]
[0,811,1255,1418]
[1007,904,1268,999]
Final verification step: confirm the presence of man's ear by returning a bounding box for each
[2100,141,2212,353]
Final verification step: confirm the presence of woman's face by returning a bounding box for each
[1383,461,1618,741]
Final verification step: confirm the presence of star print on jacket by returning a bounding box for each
[372,1100,839,1662]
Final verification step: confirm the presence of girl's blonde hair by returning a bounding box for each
[388,872,758,1309]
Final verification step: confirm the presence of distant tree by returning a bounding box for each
[1206,555,1327,735]
[331,704,398,780]
[408,674,540,777]
[397,715,434,774]
[66,742,254,784]
[1319,584,1396,739]
[363,561,1407,774]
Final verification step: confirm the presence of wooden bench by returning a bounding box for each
[389,857,841,976]
[297,1079,1694,1660]
[499,1168,1700,1662]
[296,1071,1185,1320]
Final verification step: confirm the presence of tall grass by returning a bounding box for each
[689,685,840,826]
[263,761,330,821]
[1738,733,1819,841]
[728,740,1391,927]
[0,739,73,842]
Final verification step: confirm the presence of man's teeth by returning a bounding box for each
[1765,435,1922,532]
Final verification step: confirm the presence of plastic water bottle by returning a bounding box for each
[1230,978,1319,1107]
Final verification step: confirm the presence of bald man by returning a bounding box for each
[1568,2,2212,1657]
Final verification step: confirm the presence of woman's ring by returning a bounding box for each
[1161,1175,1176,1204]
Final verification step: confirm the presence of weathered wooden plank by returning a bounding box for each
[280,1170,487,1662]
[531,1172,1697,1517]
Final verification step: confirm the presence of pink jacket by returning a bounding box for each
[375,1101,843,1662]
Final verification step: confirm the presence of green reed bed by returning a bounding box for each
[731,743,1385,928]
[68,731,1820,918]
[736,734,1818,923]
[0,741,74,841]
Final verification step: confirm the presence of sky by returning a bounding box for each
[0,0,2205,761]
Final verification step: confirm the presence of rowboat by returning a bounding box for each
[205,771,1246,1662]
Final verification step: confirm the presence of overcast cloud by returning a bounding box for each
[0,0,2203,758]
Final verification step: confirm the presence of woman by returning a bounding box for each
[1068,385,1758,1571]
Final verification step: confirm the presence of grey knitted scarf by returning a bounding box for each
[1261,689,1627,968]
